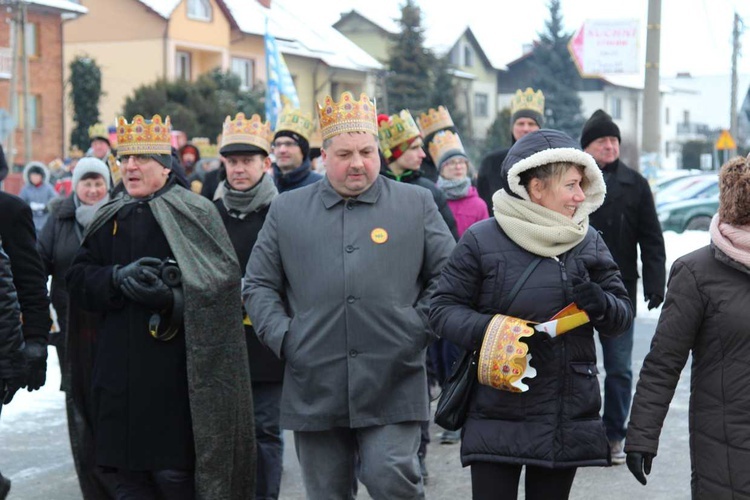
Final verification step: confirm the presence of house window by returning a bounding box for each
[15,94,40,130]
[474,93,488,118]
[187,0,211,21]
[17,23,39,58]
[610,97,622,120]
[231,57,254,90]
[464,44,474,67]
[176,51,191,80]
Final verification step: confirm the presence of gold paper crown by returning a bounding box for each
[417,106,454,137]
[88,123,109,141]
[116,115,172,155]
[317,91,377,141]
[510,88,545,117]
[378,110,421,159]
[221,113,272,154]
[68,145,84,159]
[428,130,465,166]
[191,137,219,159]
[276,106,316,142]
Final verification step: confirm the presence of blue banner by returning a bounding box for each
[264,23,299,129]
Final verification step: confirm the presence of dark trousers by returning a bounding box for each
[113,469,194,500]
[252,381,284,500]
[471,462,576,500]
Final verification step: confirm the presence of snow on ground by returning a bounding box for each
[637,229,711,320]
[0,230,711,424]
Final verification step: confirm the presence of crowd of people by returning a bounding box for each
[0,85,747,500]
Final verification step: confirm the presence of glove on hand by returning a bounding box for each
[626,451,654,485]
[23,340,48,391]
[522,331,554,367]
[571,278,607,319]
[121,268,173,311]
[646,294,664,310]
[112,257,163,290]
[0,349,27,404]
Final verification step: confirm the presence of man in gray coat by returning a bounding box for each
[243,91,455,500]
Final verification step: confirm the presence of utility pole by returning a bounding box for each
[729,12,741,156]
[21,0,30,163]
[6,2,18,166]
[641,0,662,168]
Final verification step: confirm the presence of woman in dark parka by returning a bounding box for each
[430,129,633,500]
[626,155,750,499]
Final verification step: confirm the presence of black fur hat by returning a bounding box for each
[580,109,621,150]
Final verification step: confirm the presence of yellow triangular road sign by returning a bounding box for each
[715,130,737,150]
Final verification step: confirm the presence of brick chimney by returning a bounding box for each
[257,0,271,8]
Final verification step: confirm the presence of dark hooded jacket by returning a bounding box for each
[430,130,632,468]
[272,158,322,193]
[379,155,460,241]
[477,146,511,213]
[626,245,750,499]
[0,241,24,359]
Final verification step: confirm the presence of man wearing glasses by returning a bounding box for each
[271,107,322,193]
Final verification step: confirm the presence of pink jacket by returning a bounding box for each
[446,186,489,237]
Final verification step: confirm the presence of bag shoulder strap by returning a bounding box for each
[499,256,543,312]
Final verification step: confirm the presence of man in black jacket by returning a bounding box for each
[477,88,544,212]
[582,109,666,465]
[0,192,50,397]
[271,107,322,193]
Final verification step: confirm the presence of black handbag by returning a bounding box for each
[434,257,542,430]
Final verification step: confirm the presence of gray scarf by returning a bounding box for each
[74,194,110,228]
[221,174,277,219]
[437,176,471,200]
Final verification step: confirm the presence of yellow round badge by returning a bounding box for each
[370,228,389,244]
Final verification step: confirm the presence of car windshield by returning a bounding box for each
[657,175,717,202]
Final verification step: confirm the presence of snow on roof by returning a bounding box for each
[224,0,382,72]
[340,8,400,35]
[30,0,88,15]
[135,0,181,19]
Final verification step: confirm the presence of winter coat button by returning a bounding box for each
[346,203,355,210]
[345,245,355,253]
[349,350,358,358]
[347,296,356,304]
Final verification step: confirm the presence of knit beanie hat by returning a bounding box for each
[580,109,621,150]
[718,154,750,226]
[274,130,310,160]
[72,157,111,189]
[511,109,544,128]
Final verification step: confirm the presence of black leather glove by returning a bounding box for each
[0,349,27,404]
[112,257,163,290]
[22,340,48,391]
[646,294,664,310]
[571,278,607,319]
[626,451,654,485]
[121,268,173,311]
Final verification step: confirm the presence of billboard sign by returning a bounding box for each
[569,19,640,77]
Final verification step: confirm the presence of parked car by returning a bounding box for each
[655,174,718,208]
[650,170,703,195]
[658,196,718,233]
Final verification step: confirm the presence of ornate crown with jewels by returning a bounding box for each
[191,137,219,159]
[88,123,109,141]
[417,106,454,137]
[221,113,273,154]
[378,110,421,158]
[276,106,316,142]
[317,91,377,141]
[116,115,172,155]
[428,130,465,165]
[510,88,545,117]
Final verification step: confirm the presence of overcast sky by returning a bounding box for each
[278,0,750,77]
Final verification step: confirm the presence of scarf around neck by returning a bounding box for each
[221,173,277,219]
[492,189,589,257]
[437,176,471,200]
[710,214,750,269]
[74,194,110,229]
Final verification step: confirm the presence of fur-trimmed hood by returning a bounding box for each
[22,161,50,185]
[499,129,606,223]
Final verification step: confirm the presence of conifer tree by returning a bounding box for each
[530,0,584,139]
[386,0,433,114]
[430,54,466,132]
[68,57,102,151]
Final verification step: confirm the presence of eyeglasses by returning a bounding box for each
[119,154,152,165]
[272,140,299,149]
[443,158,468,168]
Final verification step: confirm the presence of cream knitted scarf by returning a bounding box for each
[493,189,589,257]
